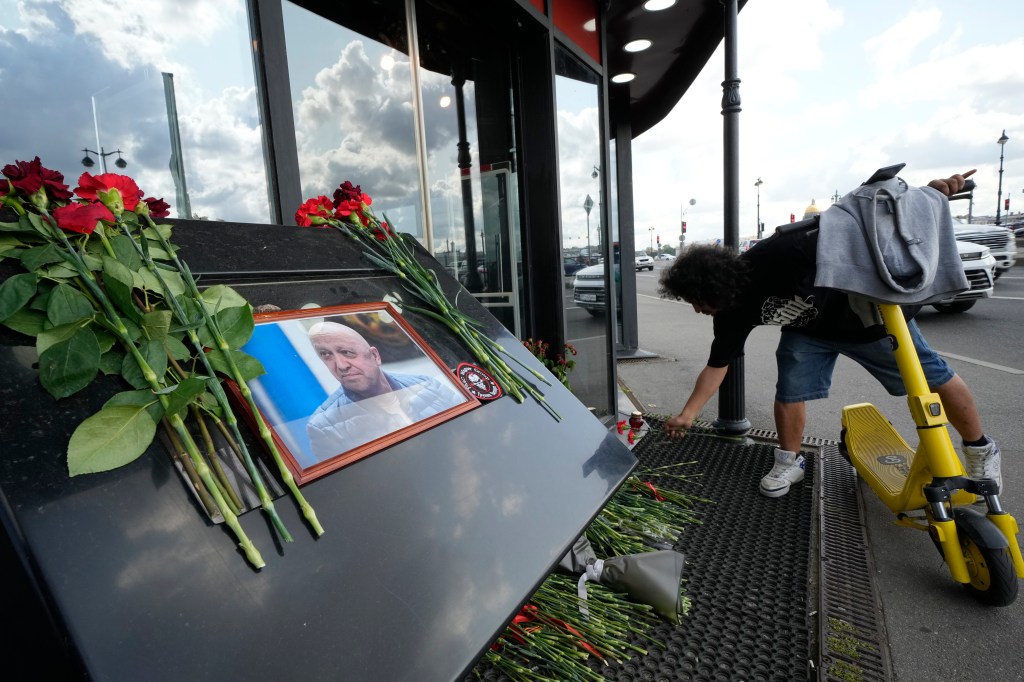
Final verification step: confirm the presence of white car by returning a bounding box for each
[634,251,654,271]
[930,241,996,314]
[655,253,674,260]
[951,217,1016,279]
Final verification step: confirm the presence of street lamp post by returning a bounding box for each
[648,226,654,253]
[583,194,594,263]
[996,130,1009,226]
[754,177,762,238]
[81,148,127,173]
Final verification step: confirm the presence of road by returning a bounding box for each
[617,257,1024,681]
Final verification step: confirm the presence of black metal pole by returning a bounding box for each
[453,67,482,289]
[996,130,1008,226]
[715,0,751,436]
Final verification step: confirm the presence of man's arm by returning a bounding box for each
[664,364,729,436]
[926,169,976,197]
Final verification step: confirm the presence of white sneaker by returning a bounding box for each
[963,438,1002,491]
[760,448,806,498]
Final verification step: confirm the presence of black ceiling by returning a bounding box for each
[605,0,748,137]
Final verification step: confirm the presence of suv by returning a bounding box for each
[930,240,996,313]
[572,263,607,316]
[952,217,1017,278]
[634,250,654,271]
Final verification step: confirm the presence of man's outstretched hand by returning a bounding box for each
[927,169,976,197]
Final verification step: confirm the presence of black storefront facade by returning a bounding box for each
[1,0,735,420]
[0,1,741,678]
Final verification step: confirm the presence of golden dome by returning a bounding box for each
[803,199,821,219]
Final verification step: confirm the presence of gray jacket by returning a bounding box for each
[815,177,967,304]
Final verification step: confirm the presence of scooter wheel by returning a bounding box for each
[950,510,1018,607]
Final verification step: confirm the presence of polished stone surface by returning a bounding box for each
[0,221,636,681]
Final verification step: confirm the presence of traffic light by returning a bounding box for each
[790,213,795,223]
[1006,198,1010,211]
[681,221,687,234]
[656,235,660,246]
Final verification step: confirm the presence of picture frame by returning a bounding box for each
[232,302,479,484]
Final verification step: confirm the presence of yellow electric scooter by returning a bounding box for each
[839,301,1024,606]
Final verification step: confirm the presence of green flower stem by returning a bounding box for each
[193,406,244,514]
[163,419,218,518]
[144,219,322,537]
[43,218,265,568]
[123,220,293,542]
[324,215,564,419]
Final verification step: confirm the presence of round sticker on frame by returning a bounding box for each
[457,363,503,401]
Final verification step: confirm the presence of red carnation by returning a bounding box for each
[332,181,364,208]
[53,202,114,235]
[295,196,335,227]
[1,157,73,202]
[143,196,171,218]
[74,172,143,213]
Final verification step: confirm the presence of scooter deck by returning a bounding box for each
[842,403,915,499]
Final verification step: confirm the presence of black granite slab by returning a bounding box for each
[0,220,636,681]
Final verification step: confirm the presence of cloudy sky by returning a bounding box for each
[632,0,1024,246]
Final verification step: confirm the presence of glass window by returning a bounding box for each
[555,45,611,417]
[283,0,423,238]
[0,0,271,223]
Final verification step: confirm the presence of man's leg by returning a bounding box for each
[774,400,806,453]
[934,374,983,442]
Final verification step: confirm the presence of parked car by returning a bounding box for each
[951,217,1017,279]
[634,250,654,271]
[930,240,996,313]
[563,256,586,277]
[572,263,607,316]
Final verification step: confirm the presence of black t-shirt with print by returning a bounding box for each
[707,228,888,368]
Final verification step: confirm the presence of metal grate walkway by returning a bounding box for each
[472,417,891,681]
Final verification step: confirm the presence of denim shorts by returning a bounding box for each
[775,320,955,403]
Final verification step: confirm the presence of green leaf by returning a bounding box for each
[99,346,126,375]
[19,243,64,272]
[40,261,79,279]
[67,405,158,476]
[205,348,266,382]
[110,234,143,271]
[161,377,208,420]
[0,272,38,322]
[46,283,95,326]
[0,219,39,235]
[104,389,164,422]
[38,326,101,399]
[2,308,47,336]
[142,223,174,241]
[212,305,254,349]
[137,266,187,298]
[201,284,249,313]
[23,212,51,237]
[164,334,193,361]
[142,309,172,341]
[101,255,142,323]
[37,319,90,355]
[121,338,167,389]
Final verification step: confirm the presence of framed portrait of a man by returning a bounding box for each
[233,302,479,484]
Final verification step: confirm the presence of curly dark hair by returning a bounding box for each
[658,244,751,311]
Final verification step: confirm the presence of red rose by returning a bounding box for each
[143,196,171,218]
[295,196,335,227]
[1,157,73,201]
[74,172,143,212]
[53,202,114,234]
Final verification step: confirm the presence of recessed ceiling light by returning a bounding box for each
[583,18,596,32]
[611,73,636,83]
[643,0,676,10]
[439,95,451,108]
[624,39,652,52]
[380,54,395,71]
